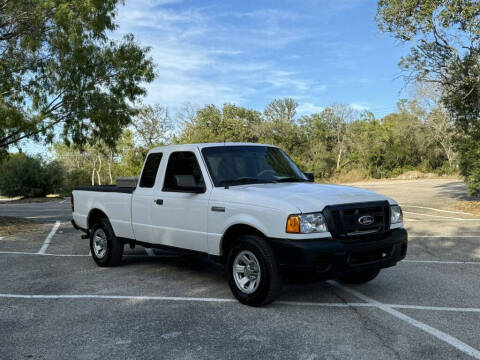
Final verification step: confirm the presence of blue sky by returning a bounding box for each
[22,0,411,155]
[115,0,410,116]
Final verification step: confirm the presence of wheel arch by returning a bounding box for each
[87,208,109,230]
[220,223,267,261]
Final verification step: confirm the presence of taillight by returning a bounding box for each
[71,195,74,212]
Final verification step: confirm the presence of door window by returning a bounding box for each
[139,153,163,188]
[163,152,206,192]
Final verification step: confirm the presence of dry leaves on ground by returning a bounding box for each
[0,217,42,237]
[451,201,480,215]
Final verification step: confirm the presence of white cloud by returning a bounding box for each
[349,102,370,111]
[297,102,324,115]
[115,1,326,111]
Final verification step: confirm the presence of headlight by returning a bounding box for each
[286,213,328,234]
[390,205,403,224]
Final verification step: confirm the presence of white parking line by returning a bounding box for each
[145,248,155,256]
[409,235,480,238]
[404,260,480,265]
[401,205,475,216]
[329,281,480,360]
[403,211,467,221]
[0,293,237,303]
[405,218,480,222]
[38,221,61,254]
[0,292,479,314]
[275,301,371,308]
[0,251,152,257]
[390,304,480,313]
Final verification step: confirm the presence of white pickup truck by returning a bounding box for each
[72,143,407,306]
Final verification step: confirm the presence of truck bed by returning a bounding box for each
[74,185,135,194]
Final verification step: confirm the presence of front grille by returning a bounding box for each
[323,201,390,240]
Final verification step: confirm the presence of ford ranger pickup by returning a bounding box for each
[71,143,408,306]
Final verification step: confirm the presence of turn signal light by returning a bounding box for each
[286,215,300,233]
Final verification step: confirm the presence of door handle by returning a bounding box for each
[154,199,163,205]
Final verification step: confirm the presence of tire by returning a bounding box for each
[89,217,123,267]
[337,269,380,284]
[227,235,281,306]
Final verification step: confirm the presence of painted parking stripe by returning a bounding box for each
[403,211,467,221]
[404,218,480,222]
[389,304,480,313]
[403,260,480,265]
[145,248,155,256]
[0,293,479,314]
[409,235,480,238]
[329,281,480,360]
[0,251,89,257]
[401,205,475,216]
[0,251,155,257]
[0,293,237,303]
[38,221,61,254]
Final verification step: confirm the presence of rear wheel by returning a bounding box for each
[227,235,281,306]
[90,218,123,267]
[337,269,380,284]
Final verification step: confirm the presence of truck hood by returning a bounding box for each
[212,182,396,213]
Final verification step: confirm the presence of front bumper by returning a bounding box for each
[270,228,408,280]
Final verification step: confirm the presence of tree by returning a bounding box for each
[298,113,336,178]
[0,153,62,197]
[412,82,457,170]
[321,104,357,171]
[178,104,262,144]
[54,129,147,193]
[264,98,298,123]
[376,0,480,194]
[0,0,155,150]
[133,104,173,147]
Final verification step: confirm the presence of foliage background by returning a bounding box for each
[1,96,458,198]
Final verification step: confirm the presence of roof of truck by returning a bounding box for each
[149,142,277,153]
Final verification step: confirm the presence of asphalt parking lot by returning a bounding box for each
[0,179,479,359]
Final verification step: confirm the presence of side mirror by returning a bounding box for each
[304,172,315,182]
[174,175,205,193]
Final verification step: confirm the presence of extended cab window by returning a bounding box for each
[163,152,206,192]
[139,153,163,188]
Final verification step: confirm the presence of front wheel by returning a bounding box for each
[337,269,380,284]
[227,235,281,306]
[90,218,123,267]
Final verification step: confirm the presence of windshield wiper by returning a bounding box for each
[276,177,308,183]
[219,177,277,186]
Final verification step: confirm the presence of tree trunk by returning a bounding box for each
[97,156,102,185]
[336,148,343,171]
[108,153,113,184]
[91,158,97,185]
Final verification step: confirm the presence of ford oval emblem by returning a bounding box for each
[358,215,375,226]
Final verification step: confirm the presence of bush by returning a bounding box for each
[60,168,91,196]
[0,153,64,198]
[457,136,480,197]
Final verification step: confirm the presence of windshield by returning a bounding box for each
[201,146,308,187]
